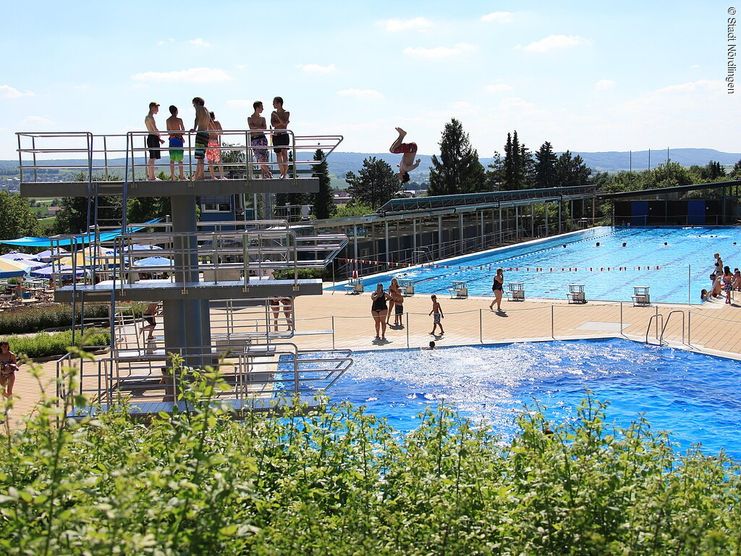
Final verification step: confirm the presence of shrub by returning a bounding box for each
[0,302,144,335]
[0,371,737,555]
[0,329,109,359]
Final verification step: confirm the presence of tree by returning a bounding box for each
[311,149,335,219]
[534,141,558,188]
[701,160,726,180]
[555,151,591,186]
[0,191,39,243]
[345,157,399,209]
[502,130,532,189]
[732,159,741,178]
[428,118,486,196]
[485,151,504,190]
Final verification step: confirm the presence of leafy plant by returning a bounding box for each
[0,369,738,554]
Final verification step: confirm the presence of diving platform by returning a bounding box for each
[17,126,352,419]
[19,177,320,198]
[54,278,323,302]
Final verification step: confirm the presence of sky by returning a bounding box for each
[2,0,739,159]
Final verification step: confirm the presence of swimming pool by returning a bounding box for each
[321,339,741,459]
[335,226,741,304]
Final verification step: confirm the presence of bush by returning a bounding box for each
[0,303,144,335]
[0,373,737,555]
[0,329,109,359]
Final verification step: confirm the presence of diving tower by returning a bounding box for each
[17,129,351,416]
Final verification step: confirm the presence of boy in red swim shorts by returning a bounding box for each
[389,127,420,183]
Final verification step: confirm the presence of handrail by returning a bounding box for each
[645,313,664,345]
[659,310,686,345]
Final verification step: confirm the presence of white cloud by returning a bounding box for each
[653,79,722,95]
[594,79,616,92]
[521,34,589,53]
[189,38,211,48]
[297,63,336,75]
[480,11,513,24]
[690,64,701,69]
[337,88,384,100]
[378,17,433,32]
[0,85,34,99]
[226,99,254,109]
[485,83,514,94]
[403,43,477,60]
[156,38,175,47]
[131,67,232,83]
[22,116,53,127]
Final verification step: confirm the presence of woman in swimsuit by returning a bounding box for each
[0,341,19,397]
[386,278,400,325]
[370,283,390,341]
[722,266,734,304]
[489,268,504,312]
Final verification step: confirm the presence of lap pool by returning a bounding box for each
[313,339,741,459]
[334,226,741,304]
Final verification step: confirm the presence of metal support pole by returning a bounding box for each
[688,264,691,306]
[498,207,503,243]
[413,219,417,259]
[385,220,390,267]
[515,206,519,239]
[458,212,464,253]
[551,305,555,339]
[688,311,691,346]
[479,308,483,343]
[654,306,659,339]
[558,201,562,234]
[530,203,534,238]
[437,215,443,258]
[544,202,549,236]
[405,312,410,348]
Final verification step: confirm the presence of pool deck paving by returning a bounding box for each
[4,291,740,428]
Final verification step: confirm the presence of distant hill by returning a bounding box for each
[2,148,739,186]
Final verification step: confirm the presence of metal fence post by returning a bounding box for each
[551,305,555,339]
[479,308,483,344]
[687,311,691,346]
[331,316,335,350]
[406,312,410,348]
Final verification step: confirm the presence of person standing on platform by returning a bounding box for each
[248,101,272,179]
[190,97,211,181]
[166,105,186,180]
[145,102,164,181]
[207,111,224,180]
[389,127,420,183]
[489,268,504,313]
[0,341,18,398]
[271,96,290,179]
[429,294,444,336]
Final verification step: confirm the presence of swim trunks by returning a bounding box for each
[251,135,269,163]
[395,304,403,316]
[433,313,441,324]
[147,134,161,159]
[206,139,221,163]
[144,316,156,327]
[169,136,184,162]
[273,132,290,154]
[195,131,209,160]
[391,142,417,155]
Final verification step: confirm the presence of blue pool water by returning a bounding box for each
[335,226,741,304]
[324,339,741,459]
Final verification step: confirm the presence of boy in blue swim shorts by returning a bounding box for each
[166,105,186,180]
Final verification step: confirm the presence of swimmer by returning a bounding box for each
[389,127,420,183]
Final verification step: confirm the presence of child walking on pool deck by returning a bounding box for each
[429,295,444,336]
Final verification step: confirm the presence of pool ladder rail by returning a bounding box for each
[645,310,687,347]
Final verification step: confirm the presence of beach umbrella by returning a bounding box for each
[30,265,87,279]
[133,256,173,268]
[58,246,115,267]
[0,258,30,279]
[35,248,70,262]
[0,253,47,270]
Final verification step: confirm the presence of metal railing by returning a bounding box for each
[45,219,347,289]
[16,130,344,184]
